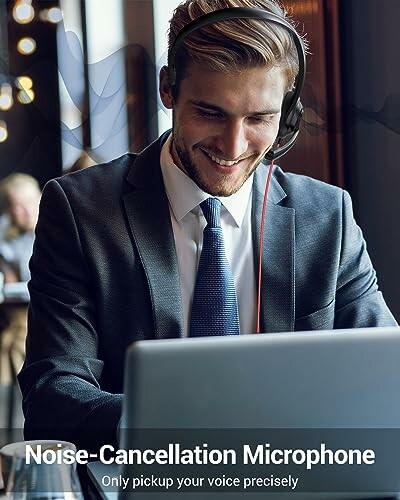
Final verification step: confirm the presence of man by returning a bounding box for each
[0,173,41,283]
[18,0,397,451]
[0,174,40,405]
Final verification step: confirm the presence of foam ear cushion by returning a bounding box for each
[264,97,303,162]
[286,99,304,134]
[278,92,303,140]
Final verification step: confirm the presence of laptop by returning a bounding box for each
[89,327,400,499]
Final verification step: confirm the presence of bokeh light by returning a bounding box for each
[12,1,35,24]
[0,84,14,111]
[17,37,37,55]
[0,121,8,142]
[16,76,33,91]
[40,7,63,23]
[17,89,35,104]
[48,7,63,23]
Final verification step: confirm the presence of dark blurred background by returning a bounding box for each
[0,0,399,320]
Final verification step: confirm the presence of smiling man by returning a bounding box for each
[161,64,286,196]
[19,0,397,451]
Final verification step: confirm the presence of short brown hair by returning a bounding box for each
[167,0,306,97]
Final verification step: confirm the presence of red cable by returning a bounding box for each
[256,159,275,333]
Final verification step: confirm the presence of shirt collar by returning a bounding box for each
[160,133,253,227]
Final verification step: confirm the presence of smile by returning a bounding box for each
[201,149,242,167]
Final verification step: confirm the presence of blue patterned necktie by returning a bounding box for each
[190,198,240,336]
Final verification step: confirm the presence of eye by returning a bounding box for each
[249,115,274,124]
[197,109,223,120]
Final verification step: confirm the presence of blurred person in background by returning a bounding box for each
[0,174,41,398]
[0,173,41,283]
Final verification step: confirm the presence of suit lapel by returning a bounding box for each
[252,164,295,332]
[123,136,184,339]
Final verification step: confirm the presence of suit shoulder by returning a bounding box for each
[47,153,136,197]
[61,153,135,183]
[274,167,344,209]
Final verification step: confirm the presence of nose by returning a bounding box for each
[217,119,249,161]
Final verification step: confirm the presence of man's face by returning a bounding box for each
[160,62,287,196]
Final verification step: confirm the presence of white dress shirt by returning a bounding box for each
[160,133,256,336]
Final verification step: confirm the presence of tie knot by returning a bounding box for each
[200,198,221,228]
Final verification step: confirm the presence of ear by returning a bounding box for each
[159,66,174,109]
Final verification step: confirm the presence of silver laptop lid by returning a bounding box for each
[118,327,400,499]
[122,327,400,429]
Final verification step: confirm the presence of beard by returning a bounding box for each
[173,133,264,197]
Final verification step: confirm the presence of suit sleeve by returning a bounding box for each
[334,190,398,328]
[18,179,123,452]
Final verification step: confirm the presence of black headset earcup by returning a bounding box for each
[264,96,304,162]
[286,98,304,135]
[278,92,303,139]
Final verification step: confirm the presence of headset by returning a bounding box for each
[168,7,306,161]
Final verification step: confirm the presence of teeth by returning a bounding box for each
[203,150,240,167]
